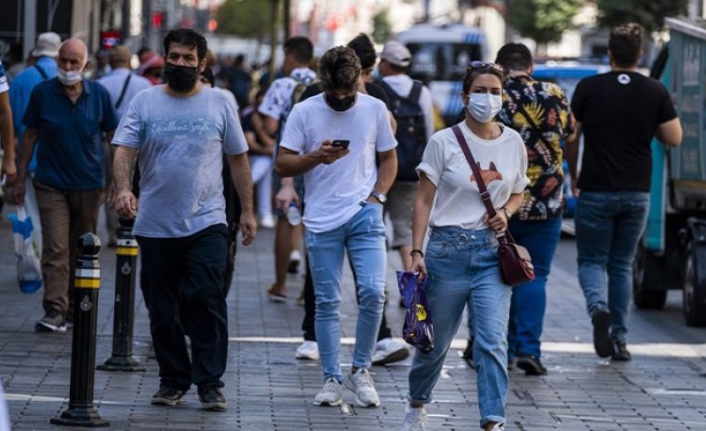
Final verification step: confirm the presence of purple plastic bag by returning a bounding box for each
[396,271,434,354]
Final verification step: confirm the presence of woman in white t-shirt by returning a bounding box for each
[403,62,529,431]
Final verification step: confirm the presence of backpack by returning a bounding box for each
[291,79,317,106]
[378,79,427,181]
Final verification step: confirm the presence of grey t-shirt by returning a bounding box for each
[113,85,248,238]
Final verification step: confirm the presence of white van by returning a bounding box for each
[394,23,489,126]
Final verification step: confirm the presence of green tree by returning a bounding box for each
[372,9,392,44]
[596,0,688,34]
[215,0,273,41]
[508,0,582,49]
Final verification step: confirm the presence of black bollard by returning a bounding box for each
[98,218,145,372]
[51,233,109,428]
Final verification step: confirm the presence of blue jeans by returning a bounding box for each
[305,202,386,382]
[408,227,511,428]
[575,192,649,344]
[507,217,562,358]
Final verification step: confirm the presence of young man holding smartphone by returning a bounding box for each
[276,46,398,407]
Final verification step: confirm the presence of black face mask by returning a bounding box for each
[325,93,356,112]
[164,63,199,92]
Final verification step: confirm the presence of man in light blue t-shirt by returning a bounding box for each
[112,29,256,412]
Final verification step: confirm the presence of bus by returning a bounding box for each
[395,23,489,127]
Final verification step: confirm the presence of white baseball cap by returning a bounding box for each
[380,41,411,67]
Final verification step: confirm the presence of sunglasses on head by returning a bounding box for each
[468,61,504,73]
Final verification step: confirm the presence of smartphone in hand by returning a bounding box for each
[331,139,350,149]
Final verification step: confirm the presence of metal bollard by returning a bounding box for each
[98,218,145,372]
[51,233,109,428]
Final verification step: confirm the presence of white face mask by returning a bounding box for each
[466,93,503,123]
[57,68,84,85]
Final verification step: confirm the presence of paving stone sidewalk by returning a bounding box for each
[1,205,706,431]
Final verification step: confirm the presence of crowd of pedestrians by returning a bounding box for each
[0,21,683,430]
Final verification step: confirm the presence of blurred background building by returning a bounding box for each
[0,0,704,66]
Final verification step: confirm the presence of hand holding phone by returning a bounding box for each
[331,139,350,149]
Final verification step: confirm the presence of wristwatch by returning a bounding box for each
[370,191,387,204]
[500,206,512,220]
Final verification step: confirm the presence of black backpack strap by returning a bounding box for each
[377,79,402,104]
[114,73,132,110]
[34,64,48,80]
[408,81,423,103]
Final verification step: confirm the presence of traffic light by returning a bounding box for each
[152,12,164,29]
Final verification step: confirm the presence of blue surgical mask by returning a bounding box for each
[466,93,503,123]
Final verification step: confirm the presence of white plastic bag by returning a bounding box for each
[9,206,43,293]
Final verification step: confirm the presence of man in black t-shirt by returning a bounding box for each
[567,23,682,362]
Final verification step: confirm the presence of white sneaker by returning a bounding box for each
[372,338,410,365]
[287,250,301,274]
[343,368,380,407]
[488,424,505,431]
[259,214,276,229]
[313,378,343,406]
[403,405,427,431]
[295,341,320,361]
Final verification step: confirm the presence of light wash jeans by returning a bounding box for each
[408,227,511,428]
[305,202,386,382]
[575,191,649,344]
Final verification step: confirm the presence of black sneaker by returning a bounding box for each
[35,310,67,332]
[516,355,548,376]
[612,342,631,361]
[199,386,227,411]
[591,308,615,358]
[151,385,186,406]
[461,338,475,369]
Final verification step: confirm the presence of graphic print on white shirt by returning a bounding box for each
[416,121,530,230]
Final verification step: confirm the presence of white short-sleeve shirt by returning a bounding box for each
[280,93,397,233]
[417,121,529,230]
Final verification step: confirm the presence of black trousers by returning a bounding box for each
[302,253,392,342]
[137,224,229,391]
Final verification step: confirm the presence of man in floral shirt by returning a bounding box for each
[495,43,574,375]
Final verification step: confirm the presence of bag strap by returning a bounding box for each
[451,124,514,244]
[408,81,423,103]
[34,64,48,80]
[114,73,132,110]
[451,125,496,218]
[377,79,401,104]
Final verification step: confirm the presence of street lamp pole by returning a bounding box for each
[269,0,280,86]
[23,0,37,60]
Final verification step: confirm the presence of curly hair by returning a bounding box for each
[609,23,643,68]
[318,46,361,93]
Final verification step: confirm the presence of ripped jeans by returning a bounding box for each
[305,202,387,382]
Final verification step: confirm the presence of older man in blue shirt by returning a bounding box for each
[12,38,118,332]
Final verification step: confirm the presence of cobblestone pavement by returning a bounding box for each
[1,204,705,431]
